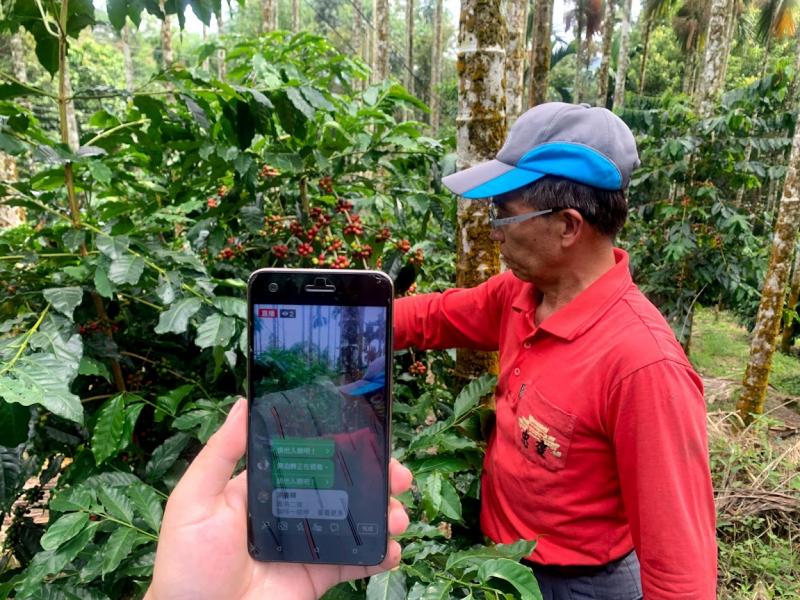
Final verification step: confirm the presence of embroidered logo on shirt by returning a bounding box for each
[518,415,562,458]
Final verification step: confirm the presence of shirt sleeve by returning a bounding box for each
[606,359,718,600]
[393,275,507,352]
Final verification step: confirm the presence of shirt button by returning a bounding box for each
[513,368,520,376]
[523,342,531,348]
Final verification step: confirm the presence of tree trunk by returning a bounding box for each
[681,27,697,95]
[596,0,615,107]
[0,154,24,228]
[503,0,528,127]
[529,0,554,106]
[455,0,505,384]
[734,142,754,208]
[0,31,27,229]
[690,55,701,97]
[368,10,375,73]
[759,31,776,82]
[789,27,800,100]
[696,0,730,117]
[121,24,135,92]
[217,10,226,80]
[160,11,174,67]
[573,11,584,103]
[637,16,652,94]
[779,243,800,353]
[340,307,362,381]
[372,0,390,83]
[261,0,276,33]
[405,0,415,118]
[58,0,126,394]
[202,25,211,71]
[10,32,27,85]
[353,0,364,91]
[63,64,80,151]
[738,94,800,422]
[293,0,300,31]
[718,0,737,88]
[581,16,592,81]
[353,1,362,59]
[430,0,444,131]
[612,0,632,109]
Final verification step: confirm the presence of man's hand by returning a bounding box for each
[146,397,412,600]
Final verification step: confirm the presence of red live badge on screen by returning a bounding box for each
[258,308,278,318]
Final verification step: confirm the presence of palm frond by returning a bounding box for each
[563,0,604,36]
[671,0,710,53]
[551,40,577,68]
[775,6,797,37]
[756,0,799,43]
[585,0,604,36]
[564,7,577,31]
[757,0,782,42]
[644,0,682,20]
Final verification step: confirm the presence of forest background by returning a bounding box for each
[0,0,799,598]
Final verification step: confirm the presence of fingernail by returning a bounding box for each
[227,397,245,421]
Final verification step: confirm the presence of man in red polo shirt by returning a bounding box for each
[394,103,717,599]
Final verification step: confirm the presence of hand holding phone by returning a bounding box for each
[146,397,412,600]
[247,269,394,565]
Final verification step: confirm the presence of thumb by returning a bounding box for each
[171,397,247,502]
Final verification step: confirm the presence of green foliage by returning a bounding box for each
[0,0,96,75]
[690,307,800,396]
[0,11,523,593]
[709,413,800,599]
[620,63,797,345]
[623,22,685,98]
[2,1,795,597]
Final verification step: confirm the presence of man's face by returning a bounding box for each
[488,195,561,283]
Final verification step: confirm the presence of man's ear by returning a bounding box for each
[558,209,584,247]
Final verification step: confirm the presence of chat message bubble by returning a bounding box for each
[274,458,335,476]
[273,473,335,489]
[272,489,348,519]
[271,437,335,458]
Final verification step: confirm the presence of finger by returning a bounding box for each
[363,540,402,577]
[336,539,403,584]
[389,458,413,496]
[173,397,247,502]
[388,497,409,536]
[223,470,248,515]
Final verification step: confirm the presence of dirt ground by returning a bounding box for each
[704,374,800,431]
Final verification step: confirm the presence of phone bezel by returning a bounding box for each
[246,268,394,566]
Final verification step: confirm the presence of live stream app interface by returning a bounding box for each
[249,303,388,562]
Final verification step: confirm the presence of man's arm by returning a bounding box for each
[606,360,718,599]
[394,274,509,351]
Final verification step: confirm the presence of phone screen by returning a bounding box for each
[247,271,392,565]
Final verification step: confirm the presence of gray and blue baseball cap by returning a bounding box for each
[339,356,386,396]
[442,102,640,199]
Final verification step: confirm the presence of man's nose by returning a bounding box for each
[489,227,503,242]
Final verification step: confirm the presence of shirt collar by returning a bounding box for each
[511,248,633,340]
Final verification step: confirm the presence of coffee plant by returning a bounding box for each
[0,2,541,597]
[620,62,798,347]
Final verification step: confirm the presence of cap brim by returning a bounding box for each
[442,159,546,199]
[339,379,384,396]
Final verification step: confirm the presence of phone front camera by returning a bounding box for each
[268,283,279,292]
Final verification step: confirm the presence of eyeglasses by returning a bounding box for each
[489,203,554,228]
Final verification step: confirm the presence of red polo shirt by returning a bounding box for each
[394,249,717,599]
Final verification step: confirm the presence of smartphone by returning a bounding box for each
[246,268,394,565]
